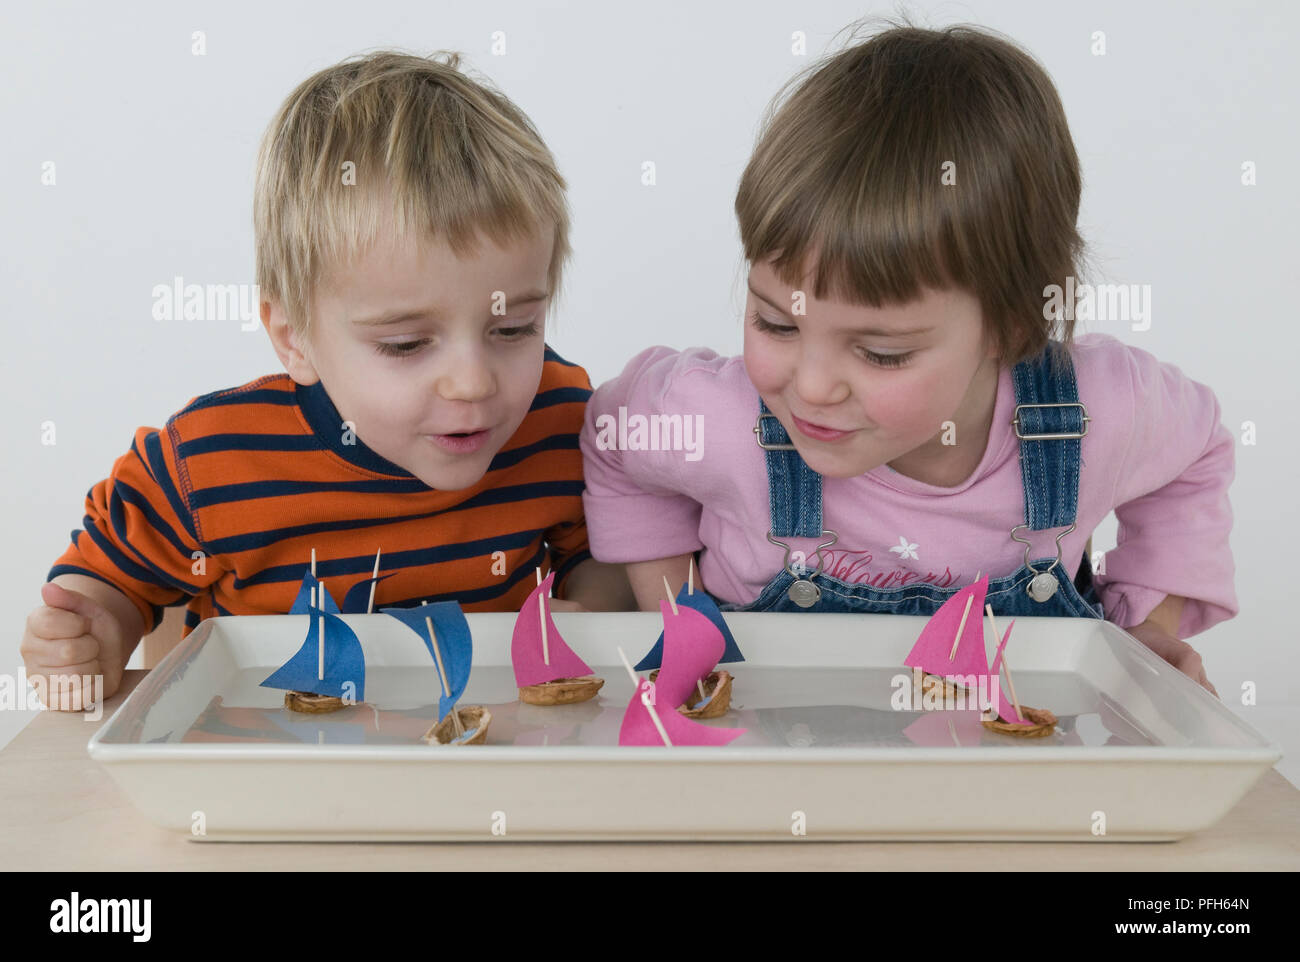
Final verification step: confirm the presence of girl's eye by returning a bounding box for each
[750,313,796,337]
[859,349,912,369]
[375,339,430,358]
[752,312,912,368]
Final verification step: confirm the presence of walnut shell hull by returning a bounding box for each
[915,672,969,702]
[981,705,1058,737]
[424,705,492,745]
[517,676,604,706]
[647,669,734,718]
[284,691,349,713]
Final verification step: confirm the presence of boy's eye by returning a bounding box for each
[374,320,539,358]
[495,320,540,339]
[375,338,430,358]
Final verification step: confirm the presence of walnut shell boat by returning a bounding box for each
[517,676,604,706]
[284,690,350,713]
[915,671,970,703]
[648,669,734,718]
[981,704,1057,737]
[424,705,492,745]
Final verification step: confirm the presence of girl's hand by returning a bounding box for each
[1125,620,1218,698]
[547,598,588,613]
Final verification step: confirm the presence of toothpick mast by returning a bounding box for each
[688,556,695,595]
[662,576,679,616]
[317,579,326,681]
[947,570,981,661]
[422,601,465,737]
[948,595,975,662]
[366,548,381,614]
[985,604,1024,721]
[617,646,671,747]
[311,548,316,579]
[536,566,549,666]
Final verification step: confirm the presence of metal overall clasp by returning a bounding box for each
[766,529,839,608]
[1010,398,1088,602]
[754,412,798,451]
[753,410,837,606]
[1010,521,1076,602]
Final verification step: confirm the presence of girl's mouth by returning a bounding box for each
[790,413,857,442]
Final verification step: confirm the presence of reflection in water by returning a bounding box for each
[168,665,1152,748]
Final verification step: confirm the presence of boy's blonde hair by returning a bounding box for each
[255,50,570,337]
[735,20,1086,365]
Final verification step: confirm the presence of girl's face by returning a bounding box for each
[742,257,1000,482]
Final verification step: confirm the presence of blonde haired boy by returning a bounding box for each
[25,51,631,709]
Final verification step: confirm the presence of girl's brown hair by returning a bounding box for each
[735,19,1086,365]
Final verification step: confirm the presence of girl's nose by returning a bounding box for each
[793,352,850,408]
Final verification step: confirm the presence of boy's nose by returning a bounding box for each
[435,353,495,402]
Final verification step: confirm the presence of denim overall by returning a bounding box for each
[718,341,1104,620]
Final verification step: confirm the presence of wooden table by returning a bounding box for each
[3,670,1298,870]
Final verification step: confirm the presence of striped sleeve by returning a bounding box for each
[547,517,592,600]
[47,422,222,633]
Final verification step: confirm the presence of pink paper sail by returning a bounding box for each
[618,679,746,746]
[904,574,991,681]
[654,601,725,709]
[902,708,988,747]
[903,574,1030,724]
[511,570,594,687]
[989,619,1030,725]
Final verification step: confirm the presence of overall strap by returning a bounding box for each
[755,398,823,537]
[1010,341,1090,530]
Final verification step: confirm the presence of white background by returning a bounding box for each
[1,1,1296,783]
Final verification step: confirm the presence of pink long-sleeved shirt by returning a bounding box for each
[579,333,1237,638]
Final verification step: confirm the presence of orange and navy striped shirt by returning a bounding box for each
[49,346,593,638]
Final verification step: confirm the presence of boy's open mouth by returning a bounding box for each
[425,428,492,453]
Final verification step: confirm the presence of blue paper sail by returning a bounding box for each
[260,605,366,701]
[288,572,341,615]
[635,582,744,670]
[342,572,396,614]
[380,602,473,722]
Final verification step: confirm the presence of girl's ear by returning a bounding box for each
[261,300,320,386]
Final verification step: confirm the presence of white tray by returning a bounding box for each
[88,612,1279,841]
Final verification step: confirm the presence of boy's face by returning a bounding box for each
[265,226,552,491]
[743,257,999,483]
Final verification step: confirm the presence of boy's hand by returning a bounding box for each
[547,598,588,612]
[1126,620,1218,698]
[21,582,128,710]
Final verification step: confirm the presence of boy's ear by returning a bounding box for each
[261,300,320,386]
